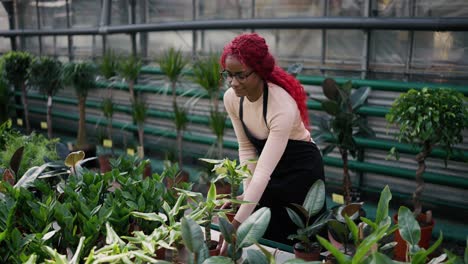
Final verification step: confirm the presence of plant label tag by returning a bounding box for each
[332,193,344,204]
[103,139,113,148]
[127,148,135,156]
[40,121,48,129]
[67,142,74,151]
[17,118,23,126]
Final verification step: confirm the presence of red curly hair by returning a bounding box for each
[220,33,310,127]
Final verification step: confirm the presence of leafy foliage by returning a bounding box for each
[386,88,467,215]
[2,51,32,87]
[313,78,374,205]
[28,57,63,97]
[63,62,96,98]
[386,88,467,160]
[287,179,329,252]
[0,132,59,177]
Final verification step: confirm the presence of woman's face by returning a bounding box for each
[224,55,262,100]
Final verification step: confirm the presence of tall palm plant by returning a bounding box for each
[99,50,119,143]
[28,57,63,139]
[63,62,96,148]
[2,51,32,132]
[159,48,189,168]
[132,96,148,158]
[118,55,141,103]
[193,53,226,158]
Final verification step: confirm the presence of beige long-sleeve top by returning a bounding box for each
[223,82,311,223]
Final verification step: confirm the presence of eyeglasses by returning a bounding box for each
[220,70,254,83]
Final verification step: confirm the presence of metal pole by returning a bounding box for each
[140,0,148,60]
[405,0,416,81]
[361,0,371,79]
[1,1,17,50]
[192,0,197,59]
[129,0,137,56]
[36,0,42,55]
[65,0,73,61]
[251,0,255,33]
[199,0,205,53]
[320,0,328,75]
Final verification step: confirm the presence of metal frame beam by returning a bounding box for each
[1,17,467,37]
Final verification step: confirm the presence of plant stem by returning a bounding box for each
[21,82,30,133]
[77,95,87,148]
[340,148,351,205]
[413,141,432,216]
[47,94,53,139]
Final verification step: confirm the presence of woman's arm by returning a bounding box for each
[234,98,296,223]
[223,89,257,191]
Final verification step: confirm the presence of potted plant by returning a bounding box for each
[159,48,189,170]
[131,96,148,159]
[28,56,63,139]
[62,61,97,163]
[199,158,253,221]
[117,55,141,104]
[286,179,329,261]
[97,50,119,173]
[192,53,226,159]
[386,87,467,260]
[312,78,375,205]
[2,51,33,133]
[177,182,230,256]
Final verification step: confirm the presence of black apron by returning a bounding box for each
[239,82,325,246]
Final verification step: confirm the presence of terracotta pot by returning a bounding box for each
[98,154,112,173]
[143,163,152,178]
[393,213,435,261]
[215,181,231,195]
[293,243,321,261]
[166,170,189,188]
[155,247,166,260]
[208,240,220,256]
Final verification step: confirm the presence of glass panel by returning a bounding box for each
[106,34,132,55]
[16,0,37,29]
[370,0,410,17]
[38,0,68,29]
[147,0,194,22]
[110,0,129,25]
[55,36,71,60]
[71,0,101,27]
[328,0,365,16]
[196,0,252,19]
[23,36,40,55]
[325,30,363,64]
[147,31,193,58]
[73,35,101,59]
[369,30,408,66]
[415,0,468,17]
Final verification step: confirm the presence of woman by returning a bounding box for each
[219,33,326,250]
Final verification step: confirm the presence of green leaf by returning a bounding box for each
[219,217,235,244]
[398,206,420,246]
[316,235,350,264]
[351,86,371,110]
[303,179,325,217]
[244,248,270,264]
[131,212,167,223]
[375,186,392,225]
[286,207,305,228]
[181,217,204,253]
[237,207,271,248]
[345,215,359,245]
[322,100,340,116]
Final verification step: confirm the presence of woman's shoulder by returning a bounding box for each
[267,83,296,105]
[223,87,239,109]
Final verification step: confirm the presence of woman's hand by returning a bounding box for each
[217,219,241,256]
